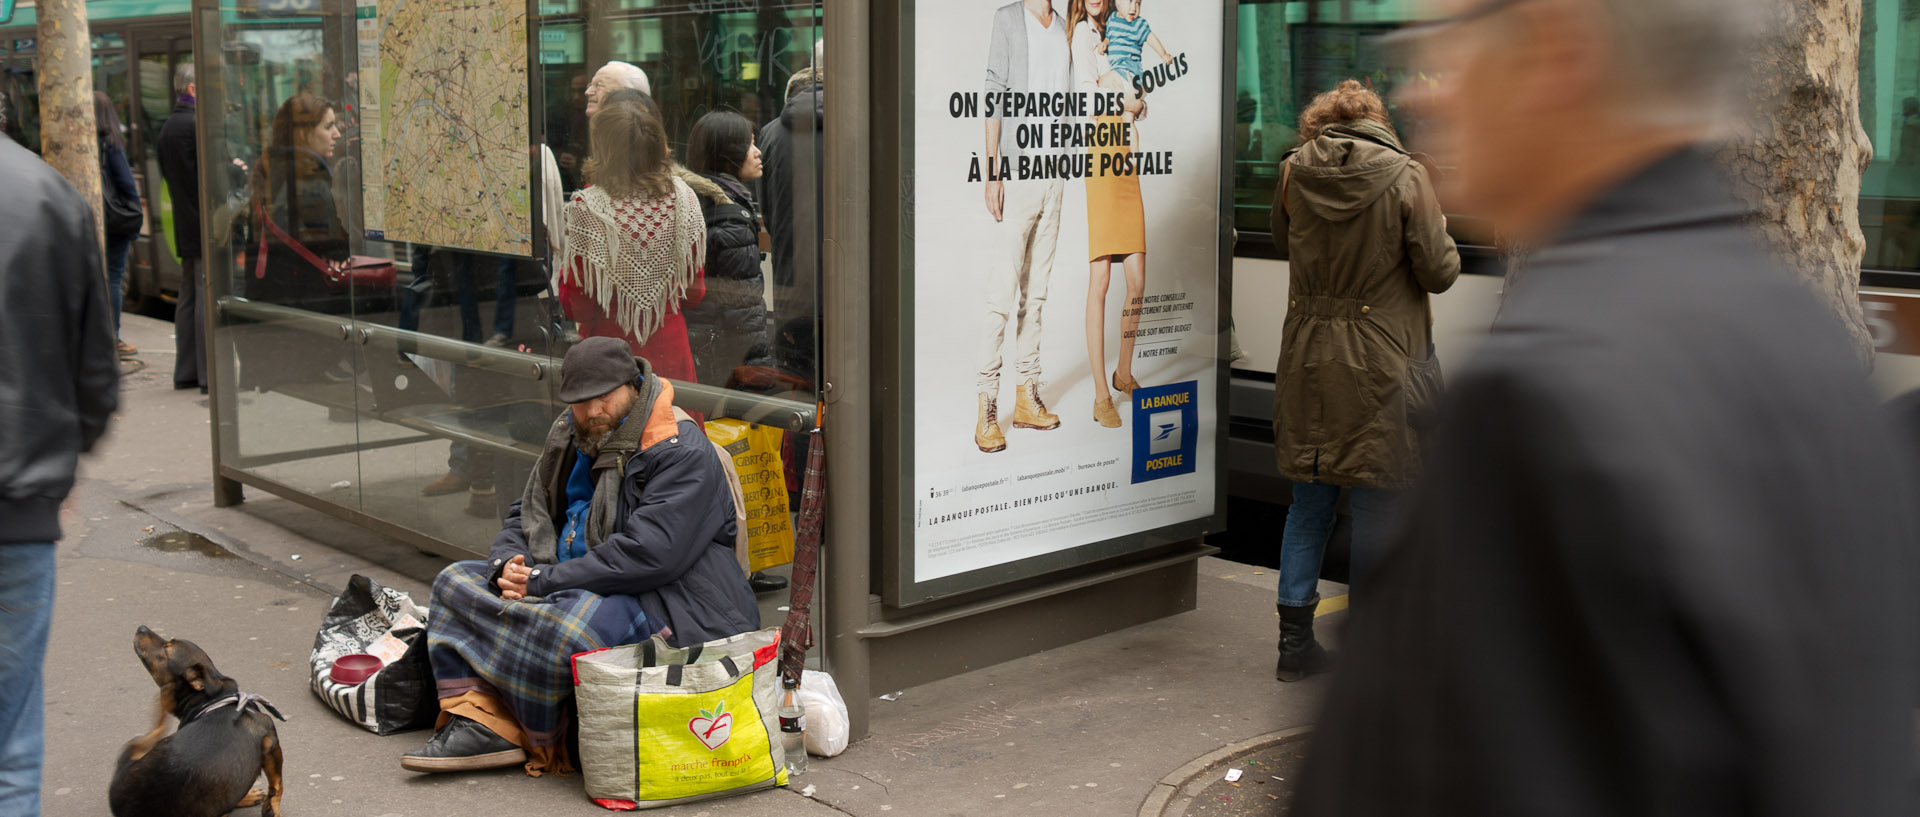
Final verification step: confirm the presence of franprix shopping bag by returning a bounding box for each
[572,628,788,810]
[703,419,795,572]
[308,574,437,735]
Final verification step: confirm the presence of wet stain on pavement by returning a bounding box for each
[138,530,238,559]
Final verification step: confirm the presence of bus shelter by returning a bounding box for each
[188,0,1235,735]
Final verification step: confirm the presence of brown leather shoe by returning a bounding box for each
[1093,396,1122,428]
[1112,371,1143,397]
[975,394,1007,453]
[422,472,469,496]
[1012,381,1060,430]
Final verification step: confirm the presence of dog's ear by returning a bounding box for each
[184,663,209,691]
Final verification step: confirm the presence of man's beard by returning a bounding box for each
[575,425,614,457]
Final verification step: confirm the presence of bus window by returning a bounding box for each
[1861,5,1920,275]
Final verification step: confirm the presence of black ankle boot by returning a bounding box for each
[1276,602,1333,682]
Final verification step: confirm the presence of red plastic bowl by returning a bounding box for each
[330,653,384,685]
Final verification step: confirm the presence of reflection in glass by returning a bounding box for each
[198,1,826,671]
[684,110,771,387]
[1861,0,1920,272]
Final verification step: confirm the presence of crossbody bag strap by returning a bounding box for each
[253,201,333,279]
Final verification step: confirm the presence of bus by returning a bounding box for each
[4,0,194,312]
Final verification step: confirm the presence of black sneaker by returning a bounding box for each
[748,571,788,594]
[400,715,526,773]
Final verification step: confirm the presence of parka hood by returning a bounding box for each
[674,164,728,205]
[781,83,824,132]
[1285,121,1411,224]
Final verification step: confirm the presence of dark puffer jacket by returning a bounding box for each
[680,169,770,387]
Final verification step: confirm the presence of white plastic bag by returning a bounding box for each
[796,670,850,757]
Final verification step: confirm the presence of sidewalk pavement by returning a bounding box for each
[39,313,1336,817]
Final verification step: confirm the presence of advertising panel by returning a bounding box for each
[903,0,1226,600]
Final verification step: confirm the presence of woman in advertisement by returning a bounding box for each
[1069,0,1149,429]
[1269,81,1458,682]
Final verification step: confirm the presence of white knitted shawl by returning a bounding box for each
[561,177,705,342]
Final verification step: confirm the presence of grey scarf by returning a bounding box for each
[519,365,660,564]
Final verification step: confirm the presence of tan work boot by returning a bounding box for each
[975,393,1007,453]
[1093,395,1122,428]
[1012,380,1060,430]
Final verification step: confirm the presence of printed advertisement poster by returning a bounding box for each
[912,0,1224,584]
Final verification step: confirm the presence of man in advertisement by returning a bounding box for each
[976,0,1070,454]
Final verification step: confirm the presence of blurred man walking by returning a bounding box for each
[1295,1,1920,815]
[0,102,120,817]
[158,62,206,392]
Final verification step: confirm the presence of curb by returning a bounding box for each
[1136,726,1314,817]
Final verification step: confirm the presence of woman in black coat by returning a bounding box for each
[681,111,770,387]
[241,93,352,390]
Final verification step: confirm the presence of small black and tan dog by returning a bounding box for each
[110,625,287,817]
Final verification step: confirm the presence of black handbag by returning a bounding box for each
[100,148,144,237]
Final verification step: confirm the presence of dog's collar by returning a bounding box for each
[181,692,287,725]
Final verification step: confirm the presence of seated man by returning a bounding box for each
[404,337,759,776]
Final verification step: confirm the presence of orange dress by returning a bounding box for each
[1086,114,1146,261]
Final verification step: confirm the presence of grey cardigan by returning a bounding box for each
[984,1,1038,162]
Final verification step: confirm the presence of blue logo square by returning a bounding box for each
[1132,380,1199,483]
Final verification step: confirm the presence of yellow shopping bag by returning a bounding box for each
[574,629,788,810]
[704,419,795,572]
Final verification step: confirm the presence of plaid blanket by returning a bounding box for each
[427,561,657,746]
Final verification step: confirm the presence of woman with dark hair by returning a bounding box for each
[558,99,705,383]
[1269,79,1459,681]
[239,93,349,390]
[95,91,142,356]
[681,110,769,386]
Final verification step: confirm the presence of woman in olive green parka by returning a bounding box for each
[1270,80,1458,682]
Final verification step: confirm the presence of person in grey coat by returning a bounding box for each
[1294,0,1920,814]
[405,338,756,776]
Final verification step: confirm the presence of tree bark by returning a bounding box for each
[1716,0,1875,363]
[33,0,102,263]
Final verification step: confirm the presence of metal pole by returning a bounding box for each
[821,0,873,740]
[34,0,102,260]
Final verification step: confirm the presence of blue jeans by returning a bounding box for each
[1276,482,1398,606]
[106,233,133,337]
[0,543,56,817]
[399,248,517,342]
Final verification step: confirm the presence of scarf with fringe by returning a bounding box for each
[561,178,705,343]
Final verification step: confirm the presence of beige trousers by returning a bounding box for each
[976,178,1065,395]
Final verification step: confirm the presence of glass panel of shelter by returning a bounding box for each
[199,9,371,512]
[197,0,827,659]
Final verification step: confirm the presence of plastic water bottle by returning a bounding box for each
[779,677,808,775]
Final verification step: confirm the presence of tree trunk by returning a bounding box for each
[33,0,102,263]
[1716,0,1875,363]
